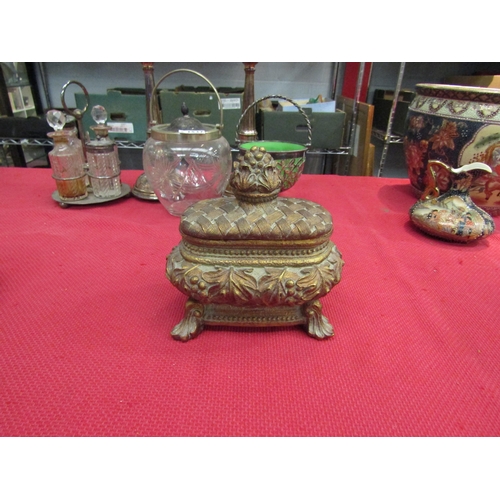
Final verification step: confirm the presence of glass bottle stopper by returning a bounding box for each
[91,105,107,125]
[90,105,110,140]
[46,109,66,131]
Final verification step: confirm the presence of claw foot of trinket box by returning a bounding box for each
[166,146,344,342]
[409,161,495,243]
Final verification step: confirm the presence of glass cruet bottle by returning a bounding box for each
[46,109,88,201]
[62,120,88,185]
[85,105,122,198]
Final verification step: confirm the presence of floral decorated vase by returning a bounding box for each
[404,83,500,216]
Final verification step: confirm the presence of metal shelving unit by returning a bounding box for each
[0,138,147,149]
[1,63,359,172]
[342,62,366,175]
[0,63,47,167]
[373,62,406,177]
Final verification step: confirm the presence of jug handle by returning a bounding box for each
[421,160,492,200]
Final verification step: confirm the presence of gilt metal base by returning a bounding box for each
[132,172,158,201]
[171,299,334,342]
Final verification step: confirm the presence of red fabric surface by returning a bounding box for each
[1,167,499,437]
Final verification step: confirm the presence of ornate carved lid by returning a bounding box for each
[180,196,332,242]
[179,146,332,243]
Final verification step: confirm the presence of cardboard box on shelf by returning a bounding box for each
[159,86,244,147]
[75,88,148,143]
[372,88,415,136]
[259,108,345,150]
[277,99,309,111]
[277,98,336,113]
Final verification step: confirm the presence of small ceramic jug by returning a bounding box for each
[409,161,495,243]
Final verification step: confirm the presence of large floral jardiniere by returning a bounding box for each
[404,83,500,216]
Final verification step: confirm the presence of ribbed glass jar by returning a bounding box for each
[86,144,121,198]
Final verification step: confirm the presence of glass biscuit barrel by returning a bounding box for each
[142,69,232,216]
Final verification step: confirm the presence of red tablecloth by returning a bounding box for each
[1,167,499,437]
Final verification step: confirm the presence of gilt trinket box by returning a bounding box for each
[166,146,344,341]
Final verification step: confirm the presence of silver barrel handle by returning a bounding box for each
[235,94,312,147]
[149,69,224,131]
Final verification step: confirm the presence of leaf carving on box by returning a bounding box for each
[166,248,211,302]
[257,163,282,193]
[166,244,344,307]
[167,250,199,287]
[231,164,257,192]
[326,247,344,283]
[259,268,302,306]
[202,266,258,305]
[168,262,199,287]
[297,262,340,303]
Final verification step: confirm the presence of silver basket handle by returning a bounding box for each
[235,94,312,147]
[149,69,224,131]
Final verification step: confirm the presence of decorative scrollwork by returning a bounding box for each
[202,266,258,306]
[296,254,342,303]
[166,244,344,308]
[230,146,282,201]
